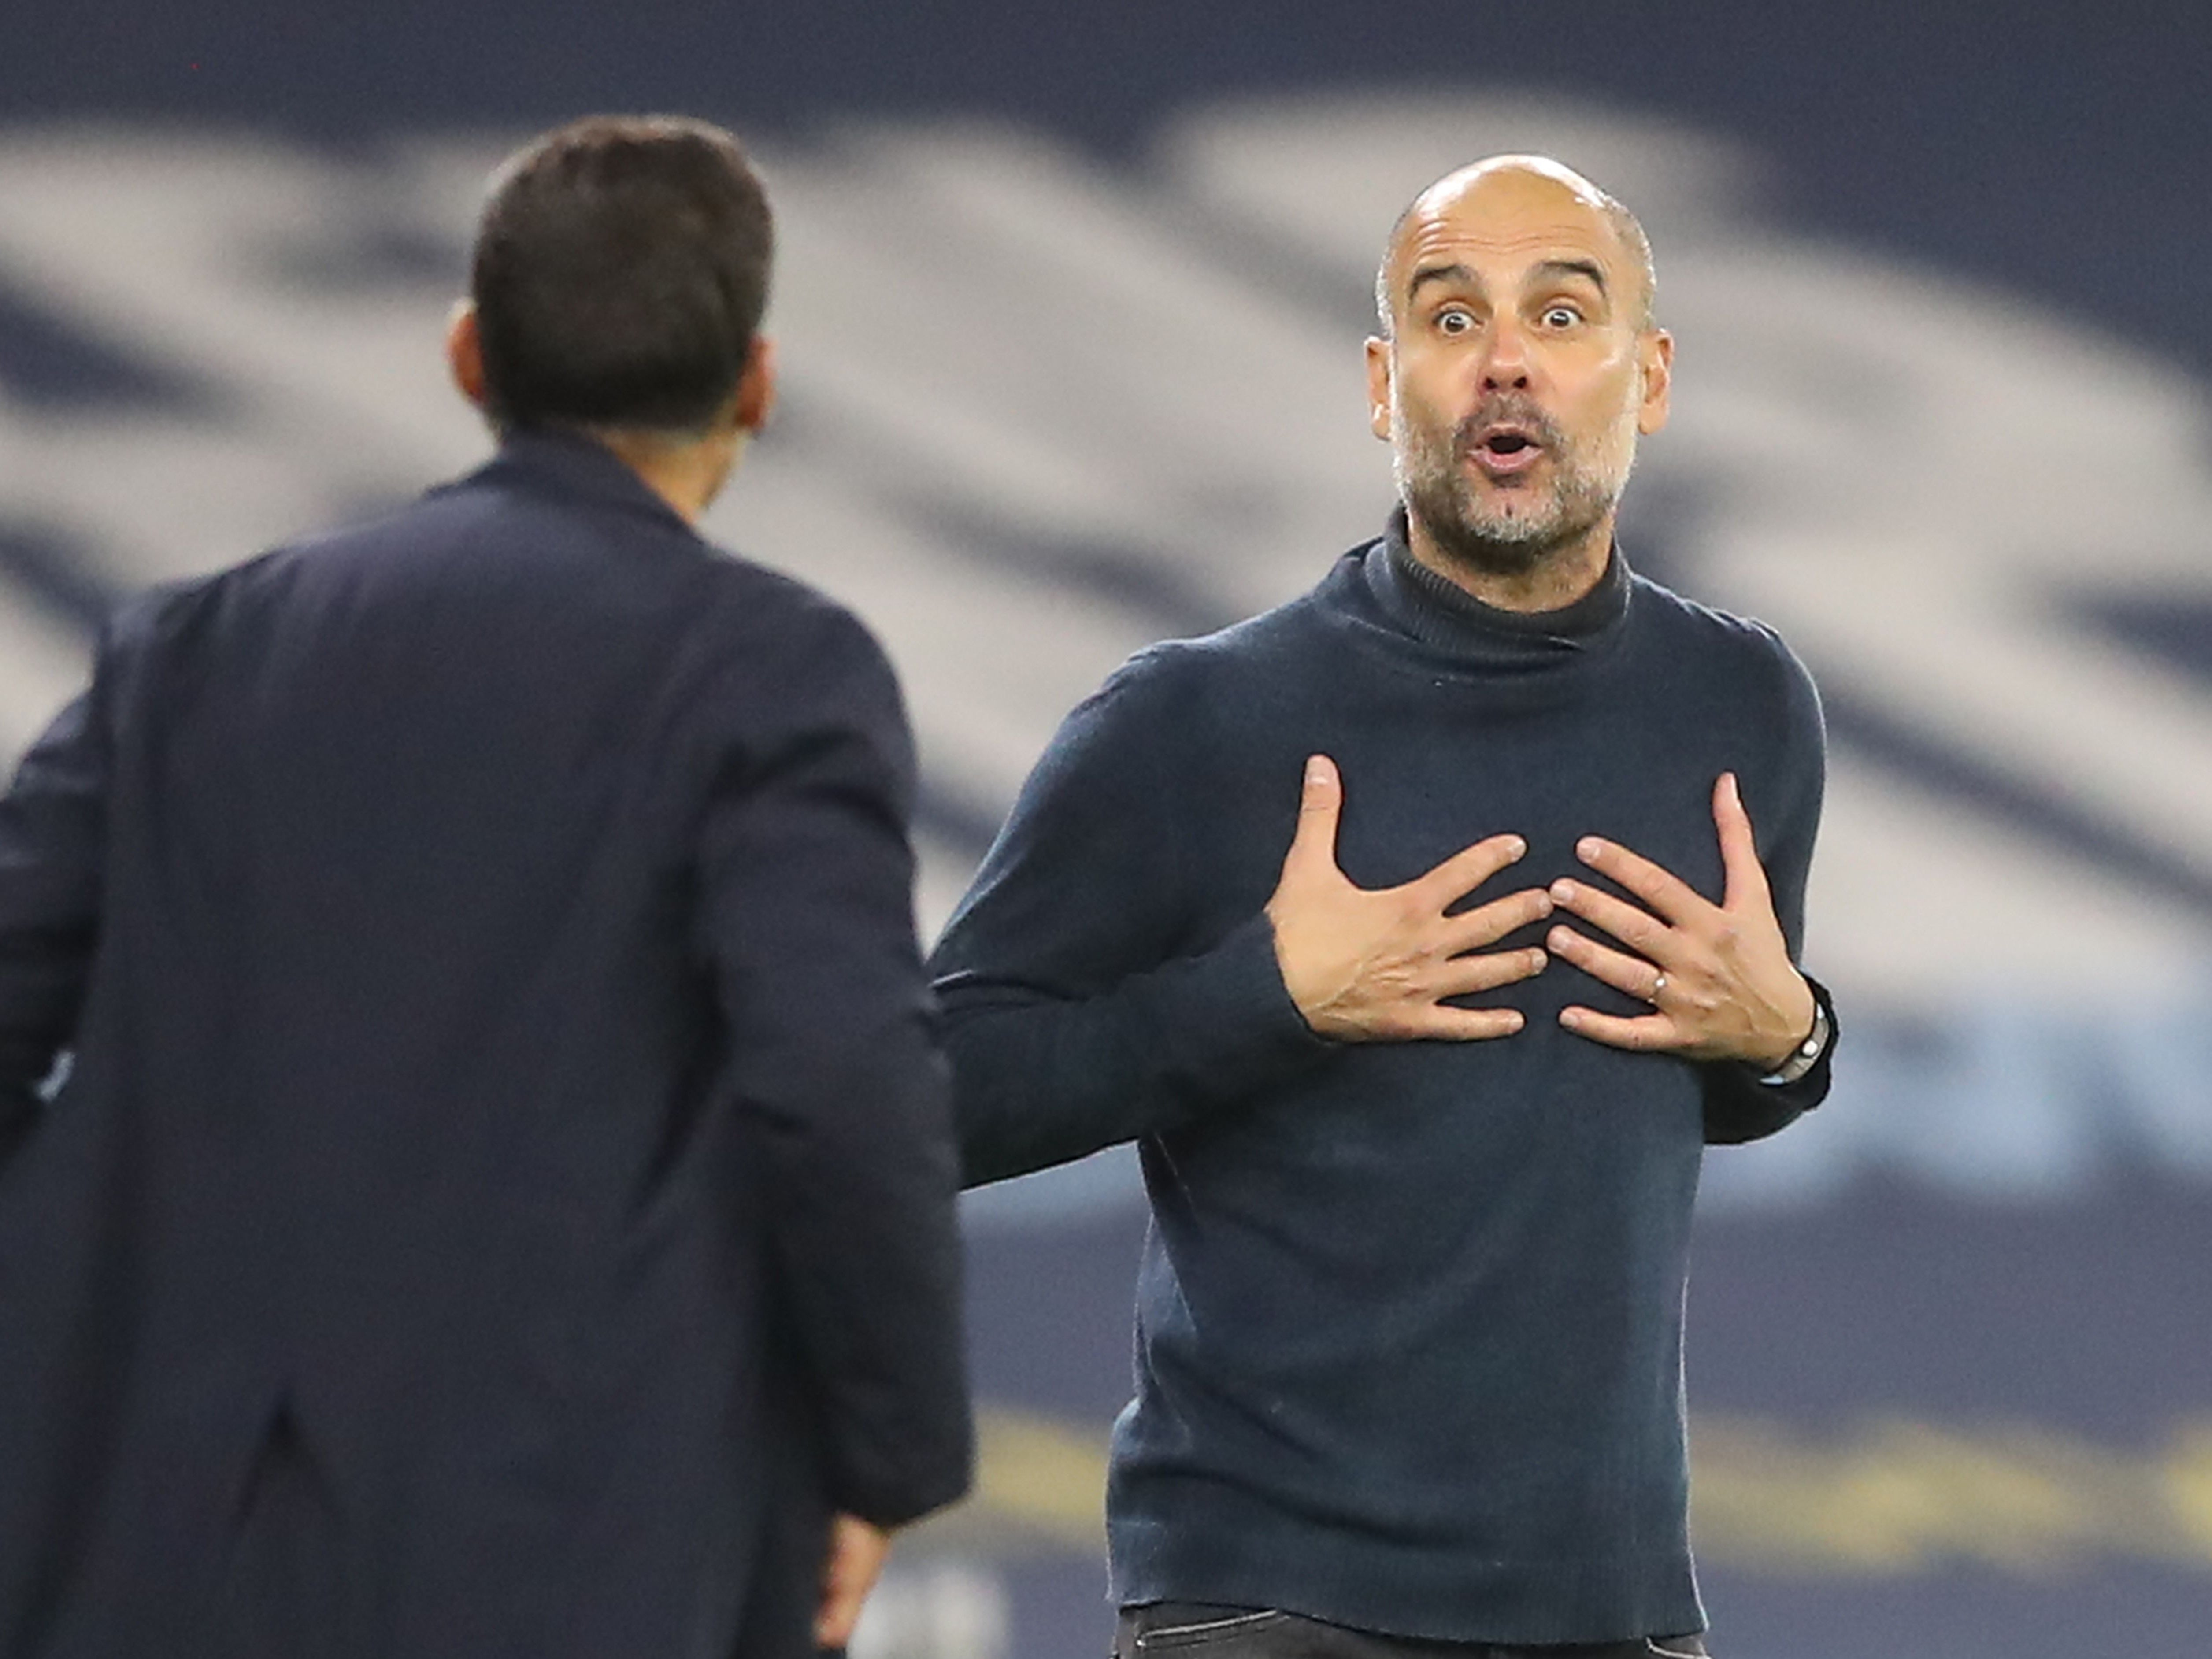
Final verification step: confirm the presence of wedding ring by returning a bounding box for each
[1651,973,1668,1001]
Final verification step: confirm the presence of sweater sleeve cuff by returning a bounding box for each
[1745,973,1838,1100]
[1703,974,1838,1145]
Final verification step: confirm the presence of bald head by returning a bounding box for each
[1374,156,1655,337]
[1360,152,1675,609]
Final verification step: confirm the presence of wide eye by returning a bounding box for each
[1540,304,1582,329]
[1436,307,1475,336]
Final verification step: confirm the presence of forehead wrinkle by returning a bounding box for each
[1377,158,1655,334]
[1393,221,1619,309]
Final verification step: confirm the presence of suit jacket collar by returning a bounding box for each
[460,426,702,538]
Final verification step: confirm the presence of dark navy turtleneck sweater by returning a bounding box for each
[930,517,1832,1645]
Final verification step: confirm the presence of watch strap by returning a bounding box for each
[1758,995,1831,1086]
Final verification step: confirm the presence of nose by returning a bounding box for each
[1480,315,1532,392]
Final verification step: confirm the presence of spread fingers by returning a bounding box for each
[1557,1007,1679,1051]
[1547,878,1670,959]
[1413,1004,1529,1042]
[1414,833,1530,907]
[1438,886,1554,953]
[1436,945,1549,997]
[1545,924,1667,998]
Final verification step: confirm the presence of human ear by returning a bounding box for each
[1364,336,1393,441]
[445,301,489,410]
[736,335,778,434]
[1636,328,1673,436]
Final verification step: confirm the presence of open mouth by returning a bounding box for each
[1469,426,1545,475]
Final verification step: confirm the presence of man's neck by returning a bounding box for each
[592,425,745,525]
[1403,510,1615,615]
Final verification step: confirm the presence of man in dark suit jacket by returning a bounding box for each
[0,115,971,1659]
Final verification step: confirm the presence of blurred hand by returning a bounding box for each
[1545,771,1816,1068]
[815,1513,892,1652]
[1265,755,1550,1041]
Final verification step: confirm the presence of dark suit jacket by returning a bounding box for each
[0,431,972,1659]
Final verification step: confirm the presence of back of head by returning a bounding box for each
[471,115,772,436]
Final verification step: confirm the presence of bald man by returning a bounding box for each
[931,159,1836,1657]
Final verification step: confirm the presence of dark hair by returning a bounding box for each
[471,115,773,434]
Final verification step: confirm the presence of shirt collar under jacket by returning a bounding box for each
[1364,506,1631,663]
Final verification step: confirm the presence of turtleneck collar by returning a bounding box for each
[1362,507,1631,664]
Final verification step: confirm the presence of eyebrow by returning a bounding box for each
[1534,257,1608,295]
[1402,256,1610,306]
[1404,261,1476,306]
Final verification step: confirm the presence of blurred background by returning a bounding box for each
[2,4,2208,1655]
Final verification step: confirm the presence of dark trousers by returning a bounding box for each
[1114,1604,1710,1659]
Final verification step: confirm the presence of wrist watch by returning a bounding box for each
[1757,1000,1831,1086]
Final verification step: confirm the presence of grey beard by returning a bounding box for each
[1397,405,1626,579]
